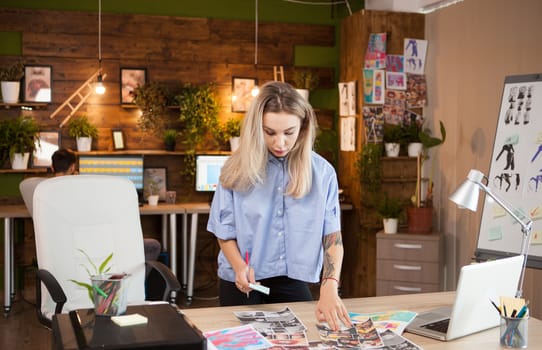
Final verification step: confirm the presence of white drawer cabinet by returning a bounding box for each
[376,231,444,296]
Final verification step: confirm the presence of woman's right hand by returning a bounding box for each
[234,265,254,294]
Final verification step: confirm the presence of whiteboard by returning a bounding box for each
[476,73,542,269]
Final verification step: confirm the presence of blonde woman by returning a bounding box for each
[207,81,350,330]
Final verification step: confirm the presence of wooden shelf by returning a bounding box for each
[73,150,231,156]
[0,102,48,110]
[0,168,48,174]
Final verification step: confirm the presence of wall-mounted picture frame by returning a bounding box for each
[143,167,167,201]
[232,77,257,113]
[120,68,146,104]
[24,65,52,103]
[32,131,60,168]
[112,129,125,150]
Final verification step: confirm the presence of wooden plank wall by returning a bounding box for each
[339,10,425,297]
[0,7,336,194]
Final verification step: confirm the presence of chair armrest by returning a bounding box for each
[145,260,181,303]
[36,269,67,329]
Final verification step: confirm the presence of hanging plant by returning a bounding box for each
[174,83,220,178]
[132,82,169,137]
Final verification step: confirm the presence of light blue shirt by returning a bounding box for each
[207,151,341,283]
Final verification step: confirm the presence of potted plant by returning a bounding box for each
[67,115,98,152]
[291,69,319,100]
[162,128,178,151]
[132,81,170,137]
[175,83,220,178]
[6,115,40,169]
[0,60,24,104]
[220,117,242,152]
[376,194,404,234]
[383,123,402,157]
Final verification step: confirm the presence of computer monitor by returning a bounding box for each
[195,155,229,192]
[78,155,144,191]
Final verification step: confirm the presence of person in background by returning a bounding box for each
[51,148,76,175]
[207,81,351,331]
[50,148,161,261]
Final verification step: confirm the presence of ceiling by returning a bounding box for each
[364,0,464,14]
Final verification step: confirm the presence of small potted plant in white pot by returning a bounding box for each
[68,115,98,152]
[376,194,404,234]
[6,115,40,169]
[220,117,242,152]
[292,69,319,101]
[383,123,402,157]
[0,60,24,104]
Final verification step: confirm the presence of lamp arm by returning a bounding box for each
[477,179,533,298]
[477,180,533,235]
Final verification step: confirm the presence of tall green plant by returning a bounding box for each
[175,83,220,177]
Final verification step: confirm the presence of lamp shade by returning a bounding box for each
[449,169,485,211]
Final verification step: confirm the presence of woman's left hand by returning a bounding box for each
[315,279,351,331]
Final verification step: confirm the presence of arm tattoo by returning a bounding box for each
[322,232,342,280]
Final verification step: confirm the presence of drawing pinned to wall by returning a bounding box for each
[365,33,387,69]
[340,116,356,151]
[362,106,384,143]
[383,90,406,125]
[404,38,427,74]
[338,81,357,116]
[363,69,374,104]
[406,73,427,108]
[373,69,385,104]
[386,55,404,72]
[386,72,406,90]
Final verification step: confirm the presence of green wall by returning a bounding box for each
[0,0,363,25]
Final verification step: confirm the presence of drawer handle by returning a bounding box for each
[393,264,422,271]
[394,243,422,249]
[393,286,422,292]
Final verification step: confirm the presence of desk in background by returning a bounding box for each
[1,202,208,314]
[183,291,542,350]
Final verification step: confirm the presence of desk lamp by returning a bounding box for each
[449,169,533,298]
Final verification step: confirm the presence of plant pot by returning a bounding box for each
[229,136,240,152]
[296,89,309,101]
[383,218,399,234]
[407,142,423,157]
[147,195,159,206]
[76,137,92,152]
[164,141,176,151]
[1,81,20,104]
[10,152,30,170]
[384,143,400,157]
[407,207,432,233]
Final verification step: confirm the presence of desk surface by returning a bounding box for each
[182,292,542,350]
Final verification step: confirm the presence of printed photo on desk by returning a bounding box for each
[144,167,167,200]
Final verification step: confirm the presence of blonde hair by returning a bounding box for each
[220,81,317,198]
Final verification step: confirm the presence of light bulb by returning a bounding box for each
[251,86,260,97]
[95,74,106,95]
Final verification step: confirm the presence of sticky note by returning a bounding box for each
[111,313,148,326]
[531,230,542,245]
[488,226,503,241]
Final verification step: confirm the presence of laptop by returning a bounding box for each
[405,255,524,341]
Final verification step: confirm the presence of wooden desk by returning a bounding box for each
[183,292,542,349]
[0,204,29,315]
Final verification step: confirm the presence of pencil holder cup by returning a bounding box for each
[500,315,528,348]
[91,273,130,316]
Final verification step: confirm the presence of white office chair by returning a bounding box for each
[19,177,47,217]
[32,175,180,328]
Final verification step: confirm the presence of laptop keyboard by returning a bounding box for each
[421,318,450,333]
